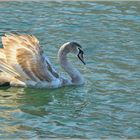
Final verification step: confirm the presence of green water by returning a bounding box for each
[0,1,140,139]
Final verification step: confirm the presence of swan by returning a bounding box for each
[0,33,85,88]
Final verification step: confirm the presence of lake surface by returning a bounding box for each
[0,1,140,139]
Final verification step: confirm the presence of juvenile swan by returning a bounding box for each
[0,33,85,88]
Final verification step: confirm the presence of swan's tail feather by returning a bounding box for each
[0,60,21,78]
[0,49,5,58]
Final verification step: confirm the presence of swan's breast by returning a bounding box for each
[26,78,62,88]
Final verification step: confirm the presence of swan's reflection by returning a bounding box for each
[0,86,87,117]
[0,86,88,139]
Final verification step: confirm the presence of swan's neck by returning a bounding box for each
[58,47,84,85]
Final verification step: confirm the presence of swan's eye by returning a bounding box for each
[77,48,86,65]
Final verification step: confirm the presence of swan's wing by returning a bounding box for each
[44,55,59,78]
[0,48,6,62]
[0,48,24,79]
[2,33,58,82]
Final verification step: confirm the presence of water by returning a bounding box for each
[0,1,140,139]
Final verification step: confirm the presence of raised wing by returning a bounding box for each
[2,33,58,82]
[0,48,6,61]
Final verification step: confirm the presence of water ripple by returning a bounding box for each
[0,1,140,139]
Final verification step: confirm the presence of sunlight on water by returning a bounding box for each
[0,1,140,139]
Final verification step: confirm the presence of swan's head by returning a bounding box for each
[59,42,86,65]
[68,42,86,65]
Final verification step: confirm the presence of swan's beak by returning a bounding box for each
[77,48,86,65]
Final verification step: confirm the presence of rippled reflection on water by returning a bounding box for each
[0,1,140,139]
